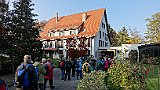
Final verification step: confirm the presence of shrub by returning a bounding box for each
[108,58,144,90]
[142,57,159,65]
[128,50,138,63]
[77,71,107,90]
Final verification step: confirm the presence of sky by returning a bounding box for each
[9,0,160,35]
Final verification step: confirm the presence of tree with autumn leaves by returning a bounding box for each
[145,12,160,43]
[66,37,88,59]
[109,26,144,46]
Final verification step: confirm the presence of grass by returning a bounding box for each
[146,78,160,90]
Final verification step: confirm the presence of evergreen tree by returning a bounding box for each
[145,12,160,43]
[11,0,42,62]
[0,0,10,52]
[109,27,119,46]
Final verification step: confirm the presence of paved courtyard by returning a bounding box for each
[8,68,80,90]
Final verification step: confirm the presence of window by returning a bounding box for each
[103,32,104,37]
[70,31,72,35]
[50,42,52,48]
[55,41,57,48]
[48,32,51,37]
[99,40,101,47]
[99,31,101,39]
[105,42,108,47]
[103,41,104,47]
[59,32,62,36]
[51,32,54,37]
[102,22,105,29]
[105,33,107,41]
[47,41,50,48]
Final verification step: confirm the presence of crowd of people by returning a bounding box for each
[0,54,114,90]
[14,55,55,90]
[59,55,114,81]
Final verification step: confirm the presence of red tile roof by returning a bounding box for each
[40,8,105,39]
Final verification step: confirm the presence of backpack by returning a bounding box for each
[84,63,90,73]
[65,61,71,69]
[16,64,31,88]
[60,61,65,68]
[45,63,54,76]
[75,62,79,68]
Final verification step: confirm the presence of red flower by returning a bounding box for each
[153,66,156,69]
[145,71,148,76]
[147,68,150,72]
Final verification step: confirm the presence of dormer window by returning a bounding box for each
[48,30,53,37]
[70,30,74,35]
[48,33,51,37]
[51,32,54,37]
[59,32,61,36]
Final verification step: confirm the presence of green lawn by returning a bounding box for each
[146,78,160,90]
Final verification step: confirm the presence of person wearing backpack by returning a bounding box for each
[71,59,76,77]
[64,59,72,81]
[44,58,55,89]
[15,55,38,90]
[82,60,91,76]
[33,58,46,90]
[59,59,65,80]
[76,58,83,80]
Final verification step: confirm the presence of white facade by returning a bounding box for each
[93,15,110,58]
[42,13,111,59]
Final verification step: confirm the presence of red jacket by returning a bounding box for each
[44,62,54,79]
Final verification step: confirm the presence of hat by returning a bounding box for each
[24,55,32,63]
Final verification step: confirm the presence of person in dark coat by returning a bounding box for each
[71,59,76,77]
[64,59,72,81]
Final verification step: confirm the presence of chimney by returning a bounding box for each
[56,13,59,23]
[82,13,87,22]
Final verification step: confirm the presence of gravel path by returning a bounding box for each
[8,68,80,90]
